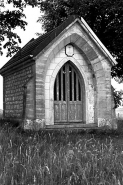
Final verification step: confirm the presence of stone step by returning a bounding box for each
[45,123,98,130]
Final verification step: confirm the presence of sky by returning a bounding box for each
[0,3,123,110]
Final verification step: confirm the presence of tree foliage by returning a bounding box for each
[38,0,123,82]
[113,90,123,109]
[0,0,38,57]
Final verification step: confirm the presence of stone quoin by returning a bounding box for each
[0,15,117,130]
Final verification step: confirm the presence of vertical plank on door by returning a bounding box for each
[78,81,81,101]
[61,103,67,121]
[61,68,63,101]
[54,80,57,101]
[54,103,60,121]
[72,68,74,101]
[66,64,69,122]
[74,72,76,101]
[76,102,82,120]
[63,66,66,101]
[56,74,59,101]
[76,75,78,101]
[69,103,75,121]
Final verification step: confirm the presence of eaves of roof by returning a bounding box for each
[79,17,117,66]
[0,15,79,75]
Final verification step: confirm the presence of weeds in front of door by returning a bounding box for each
[0,123,123,184]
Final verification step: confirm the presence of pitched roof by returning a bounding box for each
[0,14,116,75]
[0,15,79,75]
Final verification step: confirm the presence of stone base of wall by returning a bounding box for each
[23,119,117,130]
[23,119,45,130]
[98,118,117,129]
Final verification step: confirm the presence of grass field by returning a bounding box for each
[0,120,123,184]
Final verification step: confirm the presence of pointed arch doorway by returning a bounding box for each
[54,61,85,124]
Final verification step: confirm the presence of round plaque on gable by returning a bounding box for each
[65,44,74,57]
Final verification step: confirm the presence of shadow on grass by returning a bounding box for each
[0,118,123,143]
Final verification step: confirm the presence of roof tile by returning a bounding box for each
[0,15,79,74]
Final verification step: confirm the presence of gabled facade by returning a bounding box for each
[0,15,117,130]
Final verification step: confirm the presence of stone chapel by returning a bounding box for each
[0,15,117,130]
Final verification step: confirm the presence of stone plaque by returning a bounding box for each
[65,44,74,56]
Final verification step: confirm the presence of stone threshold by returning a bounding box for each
[45,123,98,130]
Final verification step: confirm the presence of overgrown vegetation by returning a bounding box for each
[0,120,123,184]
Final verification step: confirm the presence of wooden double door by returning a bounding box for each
[54,62,84,124]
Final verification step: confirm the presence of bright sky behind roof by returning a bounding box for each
[0,3,123,110]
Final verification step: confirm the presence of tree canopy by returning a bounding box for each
[38,0,123,82]
[0,0,38,57]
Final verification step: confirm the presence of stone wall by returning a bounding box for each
[35,60,45,120]
[36,43,95,125]
[24,78,35,119]
[4,65,34,119]
[35,21,115,128]
[45,46,95,125]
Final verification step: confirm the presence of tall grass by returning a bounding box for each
[0,124,123,184]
